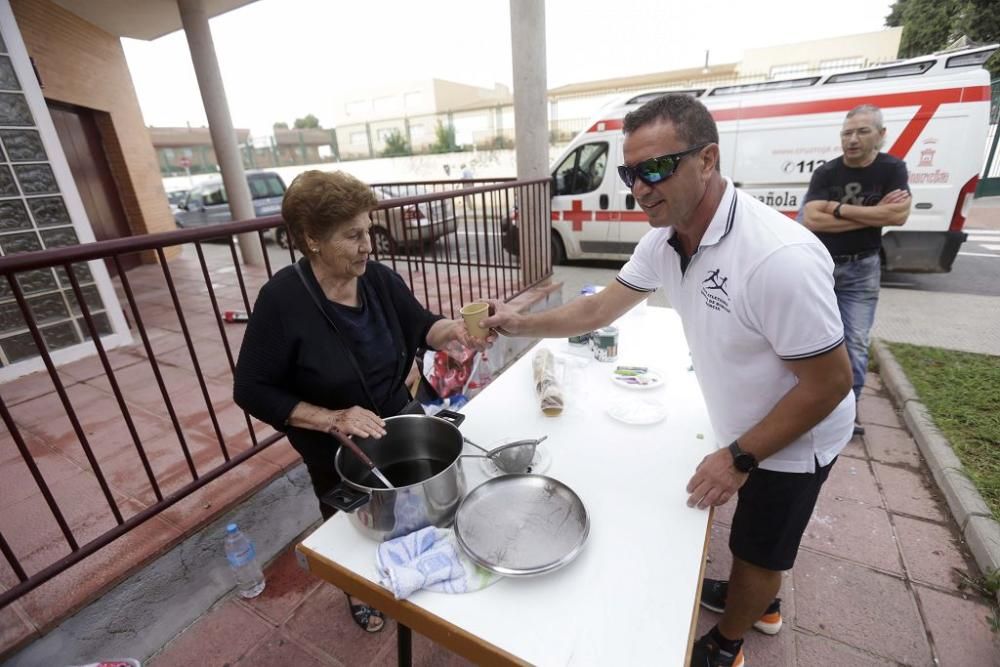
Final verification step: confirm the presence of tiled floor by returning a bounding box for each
[150,372,1000,667]
[0,242,551,658]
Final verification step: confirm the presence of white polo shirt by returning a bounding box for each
[617,179,854,473]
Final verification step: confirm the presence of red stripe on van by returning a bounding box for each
[585,86,989,132]
[887,103,937,159]
[587,120,624,132]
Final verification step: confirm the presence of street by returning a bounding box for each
[880,229,1000,297]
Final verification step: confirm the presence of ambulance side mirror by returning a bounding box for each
[625,194,636,210]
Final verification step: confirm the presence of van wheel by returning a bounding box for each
[371,226,395,256]
[274,226,292,250]
[551,231,566,266]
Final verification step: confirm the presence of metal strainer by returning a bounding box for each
[462,436,547,474]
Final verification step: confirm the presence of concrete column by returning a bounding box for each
[509,0,548,180]
[177,0,264,266]
[509,0,549,281]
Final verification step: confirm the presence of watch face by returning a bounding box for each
[734,453,755,473]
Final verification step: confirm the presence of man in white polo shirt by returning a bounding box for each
[483,94,854,667]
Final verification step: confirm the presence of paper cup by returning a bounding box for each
[460,302,490,339]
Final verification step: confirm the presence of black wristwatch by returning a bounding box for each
[833,202,844,219]
[728,440,758,473]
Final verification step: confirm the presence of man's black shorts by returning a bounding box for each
[728,457,837,571]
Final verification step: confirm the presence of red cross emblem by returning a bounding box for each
[563,200,592,232]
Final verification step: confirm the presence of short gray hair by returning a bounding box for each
[846,104,884,131]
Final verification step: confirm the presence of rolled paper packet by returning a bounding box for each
[532,348,564,416]
[460,301,490,339]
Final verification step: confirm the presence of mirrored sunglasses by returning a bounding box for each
[617,143,709,188]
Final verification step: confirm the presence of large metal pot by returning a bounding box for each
[323,410,467,541]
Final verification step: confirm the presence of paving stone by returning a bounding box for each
[712,495,736,527]
[16,499,182,630]
[793,550,932,665]
[794,631,896,666]
[857,394,904,429]
[704,522,733,581]
[841,435,867,460]
[284,582,396,666]
[236,628,333,667]
[148,600,271,667]
[865,424,923,468]
[804,497,904,574]
[0,602,35,658]
[893,514,971,589]
[371,630,474,667]
[914,585,1000,666]
[824,457,882,507]
[862,371,884,395]
[238,548,323,625]
[0,433,85,508]
[873,462,947,522]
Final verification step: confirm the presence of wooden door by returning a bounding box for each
[47,101,140,273]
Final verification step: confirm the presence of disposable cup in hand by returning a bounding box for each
[461,302,490,339]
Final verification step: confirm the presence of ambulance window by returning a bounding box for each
[553,142,608,196]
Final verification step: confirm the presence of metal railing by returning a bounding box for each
[0,177,551,611]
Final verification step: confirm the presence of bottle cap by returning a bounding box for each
[226,523,238,533]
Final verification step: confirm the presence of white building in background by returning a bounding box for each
[332,28,905,158]
[333,79,512,158]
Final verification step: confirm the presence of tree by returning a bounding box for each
[886,0,999,77]
[956,0,1000,78]
[891,0,960,58]
[380,129,411,157]
[272,121,289,130]
[885,0,907,27]
[430,120,458,153]
[293,114,321,129]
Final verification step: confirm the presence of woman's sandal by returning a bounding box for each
[346,594,385,633]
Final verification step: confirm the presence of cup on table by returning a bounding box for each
[460,301,490,340]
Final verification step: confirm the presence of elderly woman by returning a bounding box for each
[234,170,482,633]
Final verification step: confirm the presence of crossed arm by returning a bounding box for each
[802,189,911,233]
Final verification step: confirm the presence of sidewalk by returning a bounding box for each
[146,372,1000,666]
[0,243,557,660]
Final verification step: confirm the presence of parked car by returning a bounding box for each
[175,171,291,248]
[166,189,188,215]
[370,185,457,254]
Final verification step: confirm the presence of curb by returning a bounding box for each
[871,339,1000,590]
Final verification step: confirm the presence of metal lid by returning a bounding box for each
[454,474,590,577]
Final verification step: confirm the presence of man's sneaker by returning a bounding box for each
[700,578,783,635]
[690,632,745,667]
[853,420,866,436]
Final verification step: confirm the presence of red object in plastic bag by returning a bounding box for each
[426,343,477,399]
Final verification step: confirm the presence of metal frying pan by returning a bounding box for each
[453,474,590,576]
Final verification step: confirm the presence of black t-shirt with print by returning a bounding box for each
[803,153,909,257]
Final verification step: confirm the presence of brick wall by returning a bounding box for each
[11,0,179,259]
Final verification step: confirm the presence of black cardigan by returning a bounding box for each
[233,259,442,459]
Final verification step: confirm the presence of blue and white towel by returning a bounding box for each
[375,526,500,599]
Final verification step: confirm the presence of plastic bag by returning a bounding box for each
[424,342,477,400]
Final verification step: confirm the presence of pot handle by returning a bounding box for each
[320,483,371,514]
[436,409,466,428]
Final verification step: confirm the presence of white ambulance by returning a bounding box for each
[507,44,997,273]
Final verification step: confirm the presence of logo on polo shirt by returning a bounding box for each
[701,268,731,313]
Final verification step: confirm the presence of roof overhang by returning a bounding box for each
[51,0,260,40]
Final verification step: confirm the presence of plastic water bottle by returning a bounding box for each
[224,523,265,598]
